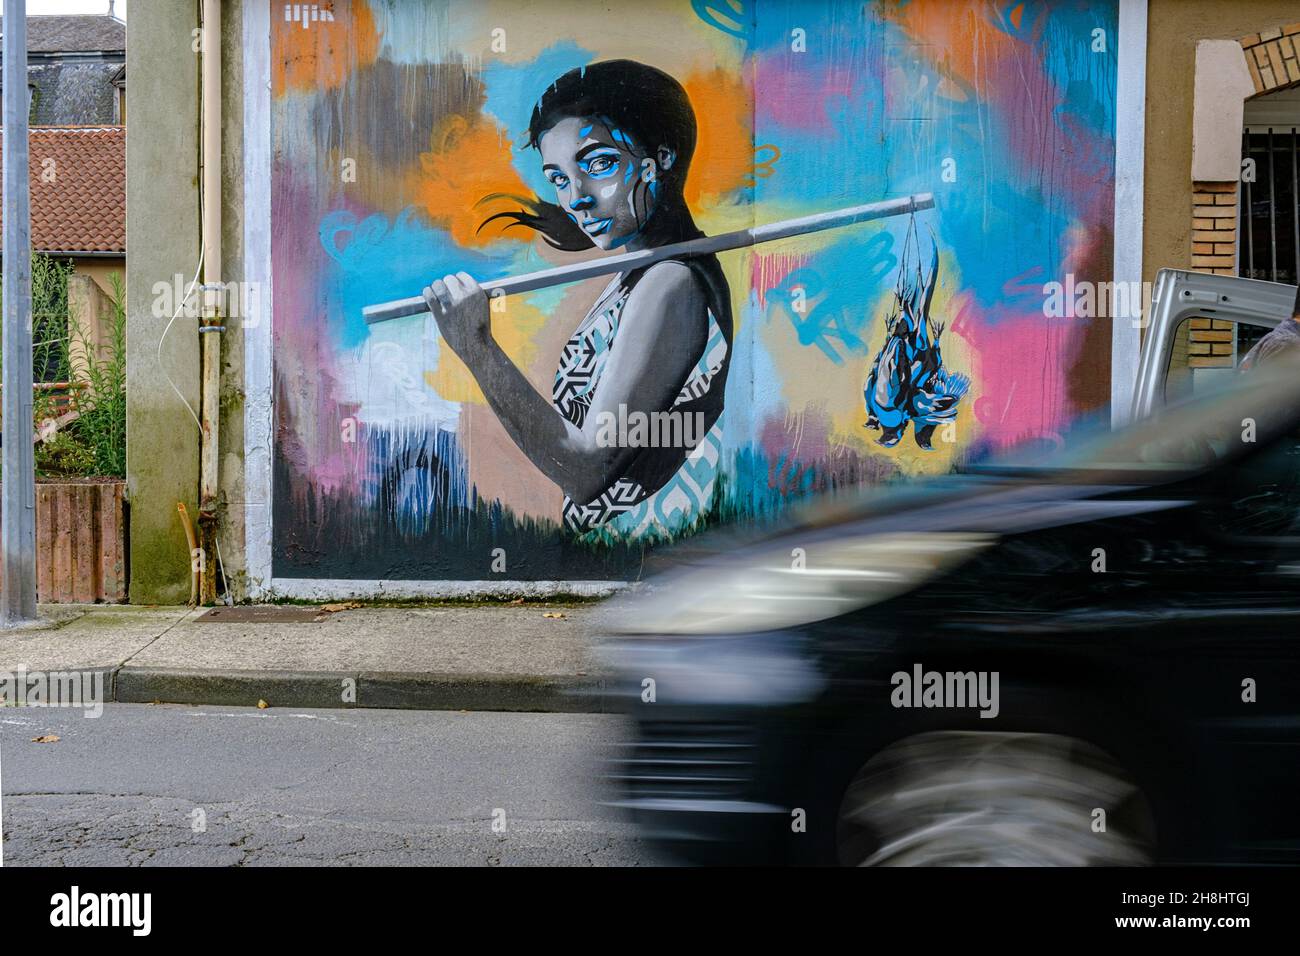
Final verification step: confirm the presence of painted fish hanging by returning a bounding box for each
[863,223,969,450]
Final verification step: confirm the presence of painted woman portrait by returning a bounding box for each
[422,60,732,535]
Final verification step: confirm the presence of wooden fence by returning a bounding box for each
[0,481,126,602]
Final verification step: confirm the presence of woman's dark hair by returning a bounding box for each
[478,60,699,251]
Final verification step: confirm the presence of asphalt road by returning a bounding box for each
[0,704,659,866]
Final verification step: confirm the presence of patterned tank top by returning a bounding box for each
[552,262,730,535]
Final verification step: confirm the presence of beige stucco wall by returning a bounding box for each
[1143,0,1300,289]
[70,257,126,300]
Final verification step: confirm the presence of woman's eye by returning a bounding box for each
[579,153,618,178]
[550,175,569,189]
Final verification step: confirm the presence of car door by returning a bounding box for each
[1180,417,1300,861]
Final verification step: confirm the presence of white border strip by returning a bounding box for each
[1110,0,1148,427]
[243,0,274,598]
[266,578,629,600]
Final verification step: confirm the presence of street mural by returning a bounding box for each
[269,0,1120,580]
[418,59,735,537]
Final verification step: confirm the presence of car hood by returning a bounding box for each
[608,471,1191,637]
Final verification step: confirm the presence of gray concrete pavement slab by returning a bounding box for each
[1,604,620,712]
[0,605,195,673]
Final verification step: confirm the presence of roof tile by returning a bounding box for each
[0,126,125,254]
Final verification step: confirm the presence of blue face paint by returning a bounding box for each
[578,148,621,179]
[578,124,593,137]
[596,116,637,151]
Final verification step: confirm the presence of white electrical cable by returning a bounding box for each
[214,534,233,607]
[157,239,205,432]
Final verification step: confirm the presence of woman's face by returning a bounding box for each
[538,116,673,251]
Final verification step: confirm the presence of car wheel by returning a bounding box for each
[834,731,1155,866]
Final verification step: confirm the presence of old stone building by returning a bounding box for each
[0,10,125,126]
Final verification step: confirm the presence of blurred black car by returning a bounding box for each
[601,362,1300,865]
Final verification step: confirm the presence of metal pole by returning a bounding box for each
[2,0,37,625]
[1268,127,1277,281]
[363,193,936,325]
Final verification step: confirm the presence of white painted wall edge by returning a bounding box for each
[1111,0,1148,428]
[267,578,630,600]
[243,0,275,599]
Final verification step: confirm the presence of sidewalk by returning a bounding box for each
[0,603,617,713]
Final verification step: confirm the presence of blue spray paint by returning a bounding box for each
[863,221,969,450]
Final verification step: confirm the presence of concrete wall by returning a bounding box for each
[1143,0,1300,288]
[125,1,200,604]
[67,273,116,382]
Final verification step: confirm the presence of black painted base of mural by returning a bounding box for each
[270,418,912,582]
[270,447,889,582]
[272,456,646,582]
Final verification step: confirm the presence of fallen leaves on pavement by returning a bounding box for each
[318,602,362,614]
[31,735,60,743]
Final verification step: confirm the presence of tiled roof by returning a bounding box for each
[0,15,125,53]
[0,127,125,254]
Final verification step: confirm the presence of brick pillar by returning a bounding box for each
[1189,182,1239,368]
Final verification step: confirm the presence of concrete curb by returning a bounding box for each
[110,666,612,713]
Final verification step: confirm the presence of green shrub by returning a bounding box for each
[0,254,126,480]
[33,430,97,478]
